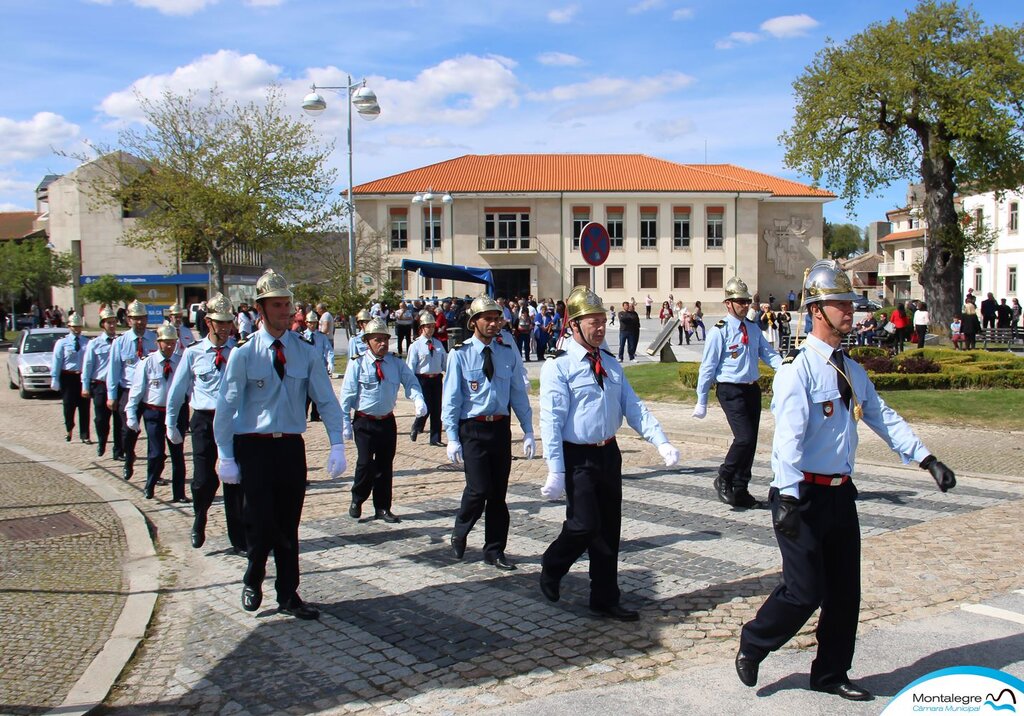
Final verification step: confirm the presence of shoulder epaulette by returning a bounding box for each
[781,348,802,365]
[551,349,567,358]
[235,334,249,347]
[600,347,615,358]
[455,342,469,350]
[714,319,726,328]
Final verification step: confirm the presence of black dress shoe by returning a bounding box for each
[65,432,72,442]
[732,489,763,510]
[191,527,205,549]
[735,649,761,687]
[97,444,106,457]
[157,478,169,486]
[112,453,124,462]
[279,597,319,620]
[410,426,419,442]
[429,441,445,447]
[484,554,517,571]
[242,585,262,611]
[348,500,361,519]
[811,680,874,701]
[589,604,639,622]
[144,487,154,499]
[713,476,734,506]
[123,463,133,481]
[172,496,192,504]
[375,509,401,523]
[81,437,92,445]
[450,535,466,559]
[232,547,249,558]
[540,571,560,602]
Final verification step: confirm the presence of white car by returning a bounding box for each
[6,327,71,398]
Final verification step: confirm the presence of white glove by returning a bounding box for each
[447,440,463,464]
[50,380,60,391]
[522,434,536,460]
[658,442,680,467]
[326,444,347,479]
[126,417,140,432]
[692,403,707,419]
[342,417,353,441]
[414,399,428,418]
[217,458,241,484]
[541,471,565,500]
[167,426,184,444]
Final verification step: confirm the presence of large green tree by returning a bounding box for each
[80,274,137,308]
[781,1,1024,325]
[823,220,866,259]
[0,240,74,307]
[74,86,341,294]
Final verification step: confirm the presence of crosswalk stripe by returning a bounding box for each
[960,604,1024,625]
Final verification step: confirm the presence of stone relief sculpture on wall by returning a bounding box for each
[763,216,812,278]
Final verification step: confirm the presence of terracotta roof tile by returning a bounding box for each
[0,211,41,240]
[879,227,925,243]
[353,154,834,198]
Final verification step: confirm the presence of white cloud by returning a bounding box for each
[527,71,694,122]
[98,50,283,123]
[0,113,80,164]
[547,5,579,23]
[760,14,819,38]
[671,7,694,20]
[643,117,696,142]
[131,0,219,16]
[0,202,33,212]
[715,31,761,50]
[628,0,662,13]
[537,52,583,67]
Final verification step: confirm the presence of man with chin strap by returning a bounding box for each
[693,277,782,509]
[734,259,956,701]
[81,306,120,457]
[107,300,158,479]
[538,286,680,622]
[442,294,534,571]
[214,269,347,621]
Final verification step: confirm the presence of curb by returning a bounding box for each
[5,443,160,716]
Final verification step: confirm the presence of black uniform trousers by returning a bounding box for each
[715,382,761,491]
[89,381,112,453]
[236,434,307,606]
[411,374,443,443]
[59,371,90,439]
[740,482,861,688]
[116,386,140,466]
[453,417,512,560]
[189,409,246,551]
[542,440,623,609]
[142,405,187,499]
[351,414,398,511]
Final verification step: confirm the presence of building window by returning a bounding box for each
[673,207,691,249]
[389,209,408,251]
[640,207,657,249]
[673,267,691,289]
[975,207,984,231]
[572,267,591,289]
[606,207,624,248]
[484,209,531,251]
[572,207,590,250]
[422,209,441,251]
[898,249,906,262]
[1010,202,1019,233]
[706,206,724,249]
[425,277,443,293]
[974,267,983,292]
[639,267,658,289]
[606,266,624,289]
[1009,266,1018,294]
[706,266,724,289]
[389,269,413,291]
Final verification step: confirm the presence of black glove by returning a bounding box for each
[773,494,802,539]
[921,455,956,492]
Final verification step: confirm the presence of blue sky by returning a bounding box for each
[0,0,1017,228]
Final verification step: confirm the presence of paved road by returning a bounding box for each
[1,326,1023,715]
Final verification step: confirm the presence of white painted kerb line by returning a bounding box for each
[961,603,1024,626]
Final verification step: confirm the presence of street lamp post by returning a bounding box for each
[412,190,452,298]
[301,76,380,328]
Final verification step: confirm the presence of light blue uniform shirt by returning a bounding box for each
[107,329,158,399]
[441,335,533,444]
[540,339,668,474]
[50,333,88,388]
[770,333,929,498]
[126,351,179,413]
[348,331,367,360]
[82,333,116,385]
[213,328,343,459]
[695,314,783,402]
[339,350,424,418]
[303,329,334,376]
[166,337,235,427]
[406,335,446,375]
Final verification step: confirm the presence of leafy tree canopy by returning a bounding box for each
[0,240,74,303]
[80,274,137,308]
[823,220,866,258]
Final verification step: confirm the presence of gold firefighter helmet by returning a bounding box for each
[98,306,118,322]
[205,293,234,322]
[355,309,372,323]
[126,300,147,318]
[802,259,860,306]
[167,302,183,315]
[418,310,436,326]
[361,317,391,341]
[565,286,606,322]
[305,311,319,323]
[724,277,752,301]
[467,295,502,325]
[67,313,84,327]
[255,268,293,301]
[155,324,178,342]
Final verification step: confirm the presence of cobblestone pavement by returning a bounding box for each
[0,445,127,715]
[2,365,1022,715]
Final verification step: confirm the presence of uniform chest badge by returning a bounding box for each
[469,380,479,391]
[823,400,834,417]
[256,379,265,389]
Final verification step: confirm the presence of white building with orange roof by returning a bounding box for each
[352,154,833,304]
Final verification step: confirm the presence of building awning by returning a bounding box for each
[399,260,495,295]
